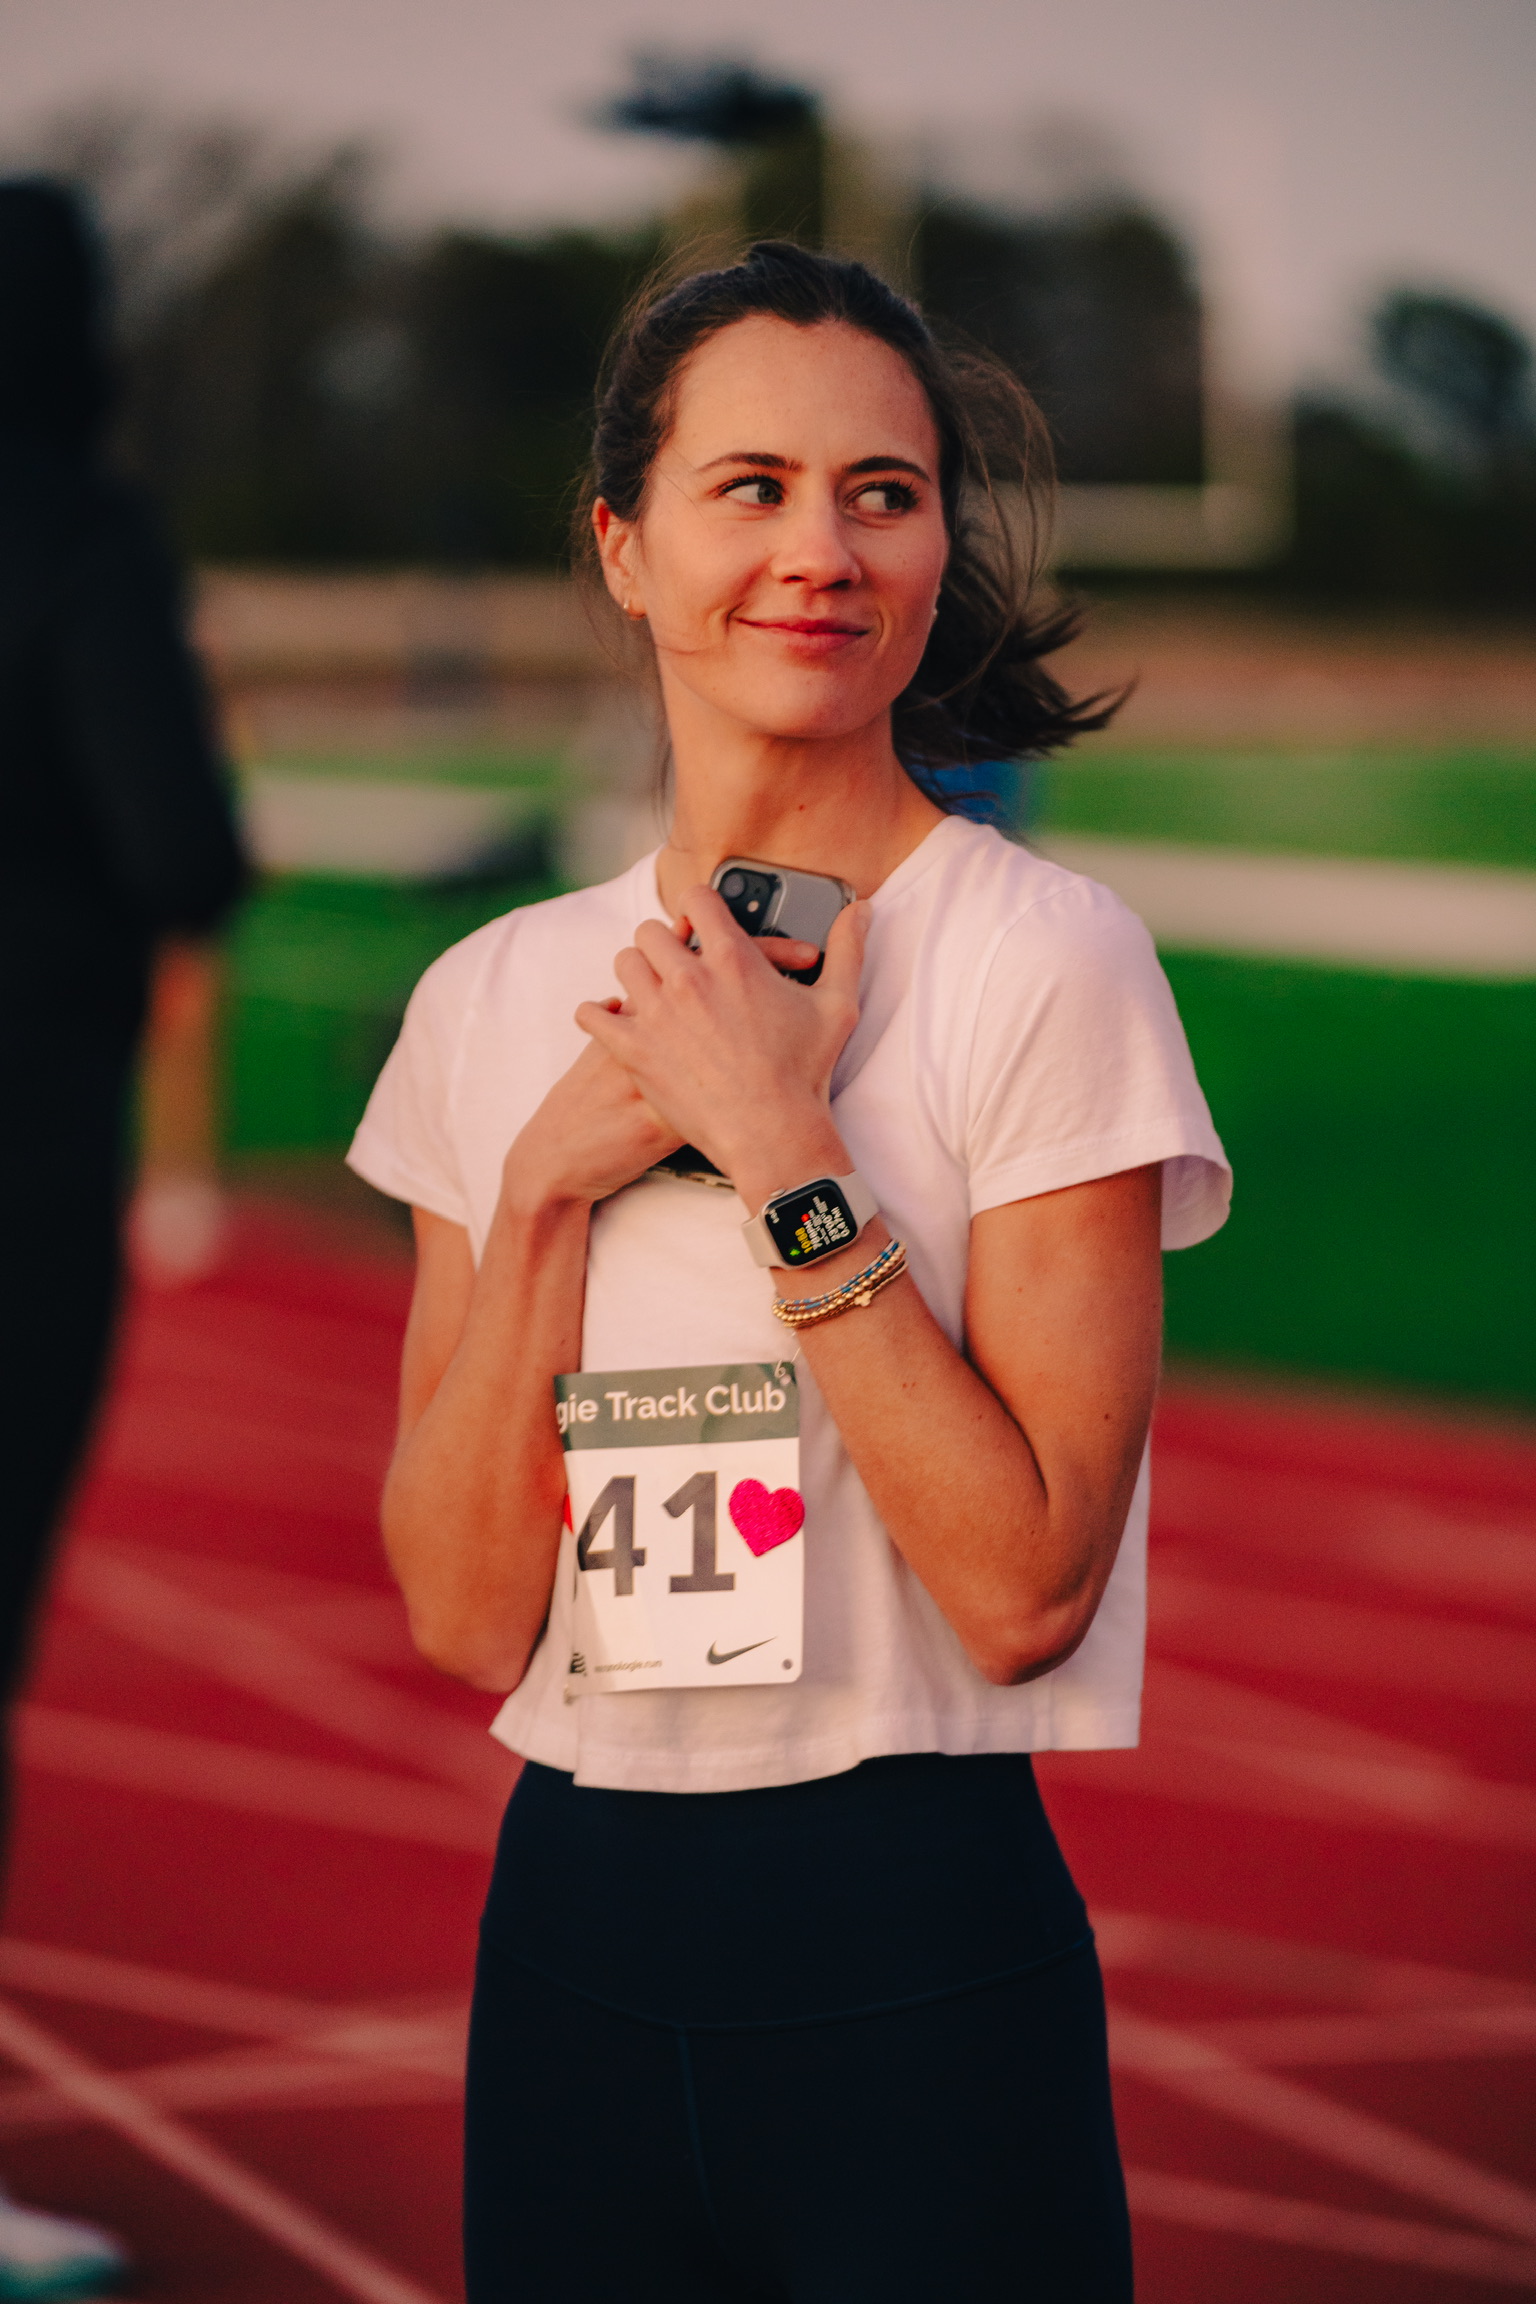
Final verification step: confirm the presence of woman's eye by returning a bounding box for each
[854,480,920,514]
[721,476,783,507]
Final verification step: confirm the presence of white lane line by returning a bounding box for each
[65,1550,512,1801]
[1061,1660,1536,1852]
[10,2002,1531,2143]
[1179,2005,1536,2067]
[18,1708,496,1853]
[1112,2006,1536,2242]
[1148,1657,1500,1770]
[0,1938,468,2134]
[304,2010,467,2077]
[1126,2168,1536,2287]
[0,2048,462,2134]
[0,1936,468,2069]
[1071,1736,1536,1852]
[1042,835,1536,977]
[1152,1451,1536,1612]
[0,1995,448,2304]
[1094,1907,1535,2012]
[1095,1907,1535,2011]
[99,1401,390,1497]
[1149,1570,1536,1704]
[1208,1737,1536,1848]
[0,1937,334,2038]
[84,1541,416,1669]
[121,1326,398,1424]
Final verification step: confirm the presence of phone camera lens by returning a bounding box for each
[720,870,746,899]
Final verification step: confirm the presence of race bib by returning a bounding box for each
[556,1361,803,1692]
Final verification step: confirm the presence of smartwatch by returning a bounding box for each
[742,1172,880,1270]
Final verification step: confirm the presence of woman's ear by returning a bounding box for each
[593,498,645,619]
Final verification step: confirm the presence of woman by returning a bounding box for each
[350,242,1228,2302]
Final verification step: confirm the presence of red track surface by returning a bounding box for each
[9,1200,1535,2302]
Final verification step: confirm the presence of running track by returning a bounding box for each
[10,1199,1535,2302]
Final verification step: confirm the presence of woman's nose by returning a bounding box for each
[768,491,862,589]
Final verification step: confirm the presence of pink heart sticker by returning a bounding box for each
[728,1478,805,1557]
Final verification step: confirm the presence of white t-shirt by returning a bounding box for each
[348,814,1230,1792]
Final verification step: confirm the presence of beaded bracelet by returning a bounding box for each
[770,1237,908,1331]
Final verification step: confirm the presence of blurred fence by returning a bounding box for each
[203,572,1536,1406]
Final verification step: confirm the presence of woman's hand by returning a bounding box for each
[501,1039,683,1214]
[575,887,869,1196]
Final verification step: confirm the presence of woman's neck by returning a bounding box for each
[654,689,944,919]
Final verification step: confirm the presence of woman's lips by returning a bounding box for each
[738,616,869,648]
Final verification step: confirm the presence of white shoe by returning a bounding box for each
[0,2191,127,2299]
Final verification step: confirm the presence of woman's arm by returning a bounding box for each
[581,889,1164,1685]
[777,1169,1162,1685]
[381,1042,681,1690]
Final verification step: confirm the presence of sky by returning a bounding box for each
[3,0,1534,390]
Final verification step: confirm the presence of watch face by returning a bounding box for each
[765,1180,859,1267]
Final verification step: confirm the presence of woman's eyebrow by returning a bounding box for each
[844,454,933,481]
[694,450,933,480]
[697,451,799,473]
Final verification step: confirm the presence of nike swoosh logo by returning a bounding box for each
[706,1639,773,1666]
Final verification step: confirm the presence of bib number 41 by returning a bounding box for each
[575,1471,737,1598]
[557,1361,803,1691]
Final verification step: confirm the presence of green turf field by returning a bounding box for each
[1158,955,1534,1402]
[227,870,558,1153]
[1037,744,1536,866]
[250,744,567,788]
[225,742,1534,1403]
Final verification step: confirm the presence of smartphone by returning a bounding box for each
[653,857,856,1185]
[709,856,855,985]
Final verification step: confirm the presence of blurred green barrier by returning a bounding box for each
[1163,954,1535,1403]
[1042,747,1536,867]
[226,872,557,1152]
[222,745,1534,1404]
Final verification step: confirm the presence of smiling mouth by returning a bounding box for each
[739,617,869,638]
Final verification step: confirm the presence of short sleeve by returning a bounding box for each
[346,936,483,1228]
[965,873,1231,1249]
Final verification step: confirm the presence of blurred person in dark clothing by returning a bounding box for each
[0,177,248,2296]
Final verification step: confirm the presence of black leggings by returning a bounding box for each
[465,1756,1132,2302]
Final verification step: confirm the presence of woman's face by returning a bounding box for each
[596,315,949,745]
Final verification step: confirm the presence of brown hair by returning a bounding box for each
[575,239,1116,801]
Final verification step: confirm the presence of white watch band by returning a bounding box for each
[742,1171,880,1269]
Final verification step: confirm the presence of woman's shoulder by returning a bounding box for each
[916,817,1155,975]
[404,855,654,1039]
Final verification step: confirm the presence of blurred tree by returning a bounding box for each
[914,200,1204,485]
[391,227,660,563]
[1374,291,1533,469]
[1285,289,1536,603]
[14,100,304,330]
[123,165,376,559]
[601,55,825,250]
[16,104,660,565]
[103,152,654,563]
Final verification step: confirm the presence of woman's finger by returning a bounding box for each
[575,998,633,1050]
[612,945,660,1003]
[814,898,871,1006]
[755,935,823,973]
[679,883,750,954]
[632,917,696,977]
